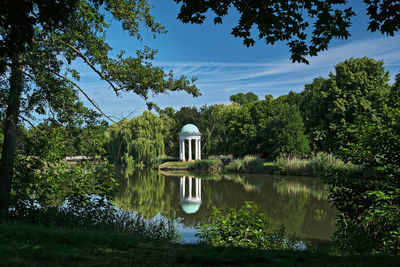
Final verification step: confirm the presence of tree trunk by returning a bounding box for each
[0,55,23,214]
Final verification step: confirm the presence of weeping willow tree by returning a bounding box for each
[105,111,164,165]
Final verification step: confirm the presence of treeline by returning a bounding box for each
[107,57,399,164]
[9,57,399,166]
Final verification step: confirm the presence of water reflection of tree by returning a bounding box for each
[114,169,336,241]
[114,168,168,218]
[273,178,328,200]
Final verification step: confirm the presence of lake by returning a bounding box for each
[114,168,336,243]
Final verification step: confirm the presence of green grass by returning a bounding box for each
[160,159,223,172]
[159,161,192,170]
[188,158,223,172]
[1,222,399,266]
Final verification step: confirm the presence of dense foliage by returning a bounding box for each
[229,92,258,105]
[174,0,400,64]
[196,202,293,250]
[322,107,400,254]
[159,95,310,159]
[96,58,393,169]
[106,111,164,166]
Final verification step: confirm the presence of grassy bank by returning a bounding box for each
[159,161,192,170]
[159,153,359,177]
[1,222,399,266]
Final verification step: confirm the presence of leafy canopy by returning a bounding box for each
[174,0,400,64]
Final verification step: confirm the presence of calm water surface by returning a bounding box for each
[114,169,336,243]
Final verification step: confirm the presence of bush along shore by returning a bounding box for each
[159,153,359,177]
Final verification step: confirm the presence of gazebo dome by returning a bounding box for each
[180,124,201,135]
[181,203,201,214]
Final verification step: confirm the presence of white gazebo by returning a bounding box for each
[179,176,202,214]
[179,124,201,161]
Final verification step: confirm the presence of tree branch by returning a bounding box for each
[61,41,118,93]
[18,115,48,136]
[35,38,119,93]
[23,69,117,123]
[50,71,117,123]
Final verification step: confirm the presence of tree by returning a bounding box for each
[174,0,400,63]
[0,0,80,213]
[229,92,259,106]
[276,91,303,108]
[388,72,400,109]
[248,99,309,159]
[105,111,164,165]
[298,58,392,153]
[300,77,330,151]
[261,103,310,159]
[199,104,233,155]
[0,0,199,212]
[322,57,390,151]
[225,104,256,157]
[158,107,177,156]
[174,106,202,129]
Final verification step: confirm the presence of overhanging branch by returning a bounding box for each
[50,71,117,123]
[23,69,117,123]
[61,41,118,93]
[35,38,119,93]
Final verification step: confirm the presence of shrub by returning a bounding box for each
[209,155,234,165]
[188,158,223,172]
[224,159,244,172]
[196,202,294,250]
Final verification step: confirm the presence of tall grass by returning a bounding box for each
[224,153,359,176]
[275,153,358,176]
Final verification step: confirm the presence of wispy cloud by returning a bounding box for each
[157,36,400,85]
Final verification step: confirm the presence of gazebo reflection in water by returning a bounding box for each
[179,176,202,214]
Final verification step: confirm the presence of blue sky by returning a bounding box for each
[76,0,400,120]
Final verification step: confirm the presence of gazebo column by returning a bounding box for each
[194,139,197,160]
[179,139,182,160]
[188,138,192,161]
[196,139,200,160]
[181,139,185,161]
[198,139,201,160]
